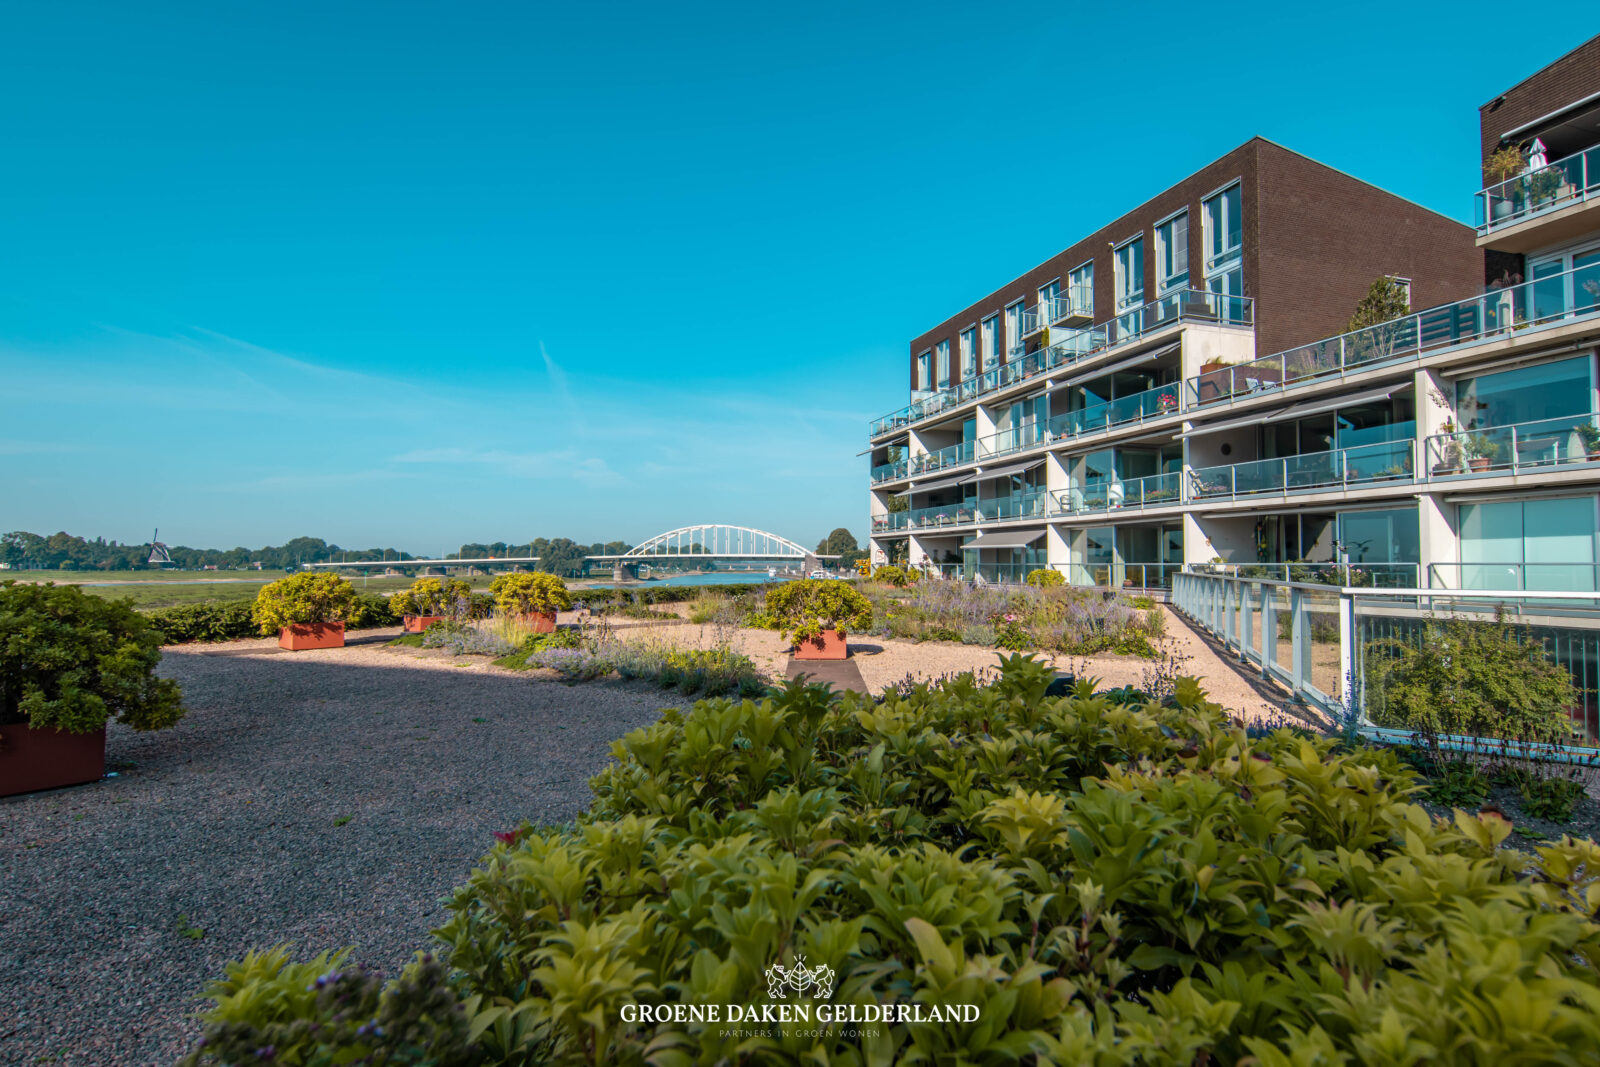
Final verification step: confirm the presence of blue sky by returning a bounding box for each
[0,3,1590,554]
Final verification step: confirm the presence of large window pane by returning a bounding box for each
[1456,355,1592,430]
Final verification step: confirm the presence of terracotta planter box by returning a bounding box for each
[402,614,444,634]
[278,622,346,650]
[793,628,848,661]
[1468,457,1492,472]
[0,723,106,797]
[521,611,558,634]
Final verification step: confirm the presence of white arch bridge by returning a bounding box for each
[586,524,836,581]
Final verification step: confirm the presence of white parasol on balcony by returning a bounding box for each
[1527,137,1548,169]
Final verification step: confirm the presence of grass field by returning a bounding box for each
[3,570,497,609]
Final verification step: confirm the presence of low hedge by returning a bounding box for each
[568,582,772,608]
[182,656,1600,1064]
[146,594,400,644]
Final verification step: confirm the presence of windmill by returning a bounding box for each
[147,528,173,567]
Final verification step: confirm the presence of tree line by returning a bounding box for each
[0,531,633,577]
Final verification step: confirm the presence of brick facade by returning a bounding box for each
[1478,33,1600,166]
[907,138,1480,387]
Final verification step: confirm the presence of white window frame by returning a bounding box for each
[981,314,999,369]
[1113,236,1144,312]
[1005,301,1025,357]
[1067,260,1094,317]
[1154,209,1190,295]
[1037,278,1061,322]
[936,339,951,389]
[959,326,976,381]
[916,349,932,392]
[1202,180,1243,277]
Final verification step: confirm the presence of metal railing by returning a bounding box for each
[975,490,1050,523]
[1172,569,1600,739]
[1047,285,1095,324]
[869,288,1253,436]
[1476,145,1600,234]
[1188,561,1419,589]
[1426,561,1600,593]
[871,457,908,484]
[1188,441,1415,500]
[1185,262,1600,409]
[907,439,976,478]
[1059,561,1180,589]
[1046,381,1183,441]
[1053,471,1182,515]
[1423,412,1600,479]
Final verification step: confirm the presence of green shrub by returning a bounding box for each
[177,947,475,1067]
[1520,775,1588,822]
[144,601,257,643]
[1025,567,1064,587]
[0,581,185,733]
[490,572,572,616]
[346,593,399,630]
[1424,759,1490,808]
[252,572,357,635]
[492,628,584,669]
[192,656,1600,1065]
[873,565,915,588]
[1369,613,1580,742]
[388,577,470,618]
[764,578,873,642]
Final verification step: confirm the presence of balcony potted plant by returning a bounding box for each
[254,572,358,650]
[1578,423,1600,461]
[388,576,470,633]
[765,579,873,661]
[1156,391,1179,415]
[1464,433,1502,472]
[490,571,571,633]
[1431,421,1463,475]
[1484,145,1525,220]
[0,582,185,797]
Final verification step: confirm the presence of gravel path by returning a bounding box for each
[0,631,686,1066]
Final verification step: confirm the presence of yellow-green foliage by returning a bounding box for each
[873,565,916,588]
[764,578,874,642]
[388,576,470,618]
[489,571,572,616]
[1026,568,1064,587]
[250,572,357,634]
[189,656,1600,1065]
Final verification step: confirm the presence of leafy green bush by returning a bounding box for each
[764,579,873,642]
[1025,568,1064,587]
[873,565,915,588]
[144,601,257,643]
[421,620,517,657]
[1520,776,1588,822]
[1423,759,1490,808]
[252,572,357,635]
[193,656,1600,1065]
[0,581,185,733]
[490,572,572,616]
[177,947,475,1067]
[1368,613,1580,741]
[347,593,400,630]
[388,577,471,618]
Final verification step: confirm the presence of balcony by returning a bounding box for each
[1047,382,1182,441]
[1427,561,1599,592]
[1048,284,1094,327]
[870,457,908,484]
[1186,262,1600,410]
[905,439,976,479]
[870,287,1254,438]
[1476,145,1600,252]
[1053,471,1182,515]
[1187,441,1415,501]
[1423,412,1600,479]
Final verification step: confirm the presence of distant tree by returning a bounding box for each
[816,528,859,556]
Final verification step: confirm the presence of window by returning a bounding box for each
[1529,246,1600,318]
[1038,279,1060,322]
[1068,261,1093,317]
[1004,301,1024,357]
[1114,237,1144,310]
[1203,183,1243,302]
[959,327,976,381]
[1460,496,1597,591]
[1155,212,1189,293]
[981,314,999,369]
[1456,355,1593,431]
[936,339,951,389]
[1388,276,1411,307]
[916,349,932,392]
[1336,508,1419,566]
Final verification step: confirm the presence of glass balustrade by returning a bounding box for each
[1476,146,1600,234]
[869,288,1253,436]
[1186,262,1600,409]
[906,440,976,477]
[1052,471,1182,515]
[1423,412,1600,478]
[1188,441,1414,500]
[1047,382,1182,440]
[870,458,908,484]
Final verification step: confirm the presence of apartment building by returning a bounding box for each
[867,37,1600,593]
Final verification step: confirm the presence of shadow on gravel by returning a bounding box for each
[0,649,682,1067]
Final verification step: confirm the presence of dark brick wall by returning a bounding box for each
[906,138,1480,385]
[1252,143,1480,358]
[1478,33,1600,167]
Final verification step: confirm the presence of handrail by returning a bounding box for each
[1188,441,1415,500]
[1476,145,1600,234]
[1423,411,1600,479]
[869,287,1252,435]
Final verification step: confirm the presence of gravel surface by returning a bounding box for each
[0,631,686,1066]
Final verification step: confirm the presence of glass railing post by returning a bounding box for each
[1510,425,1519,473]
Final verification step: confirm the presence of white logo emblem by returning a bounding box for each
[765,956,836,1000]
